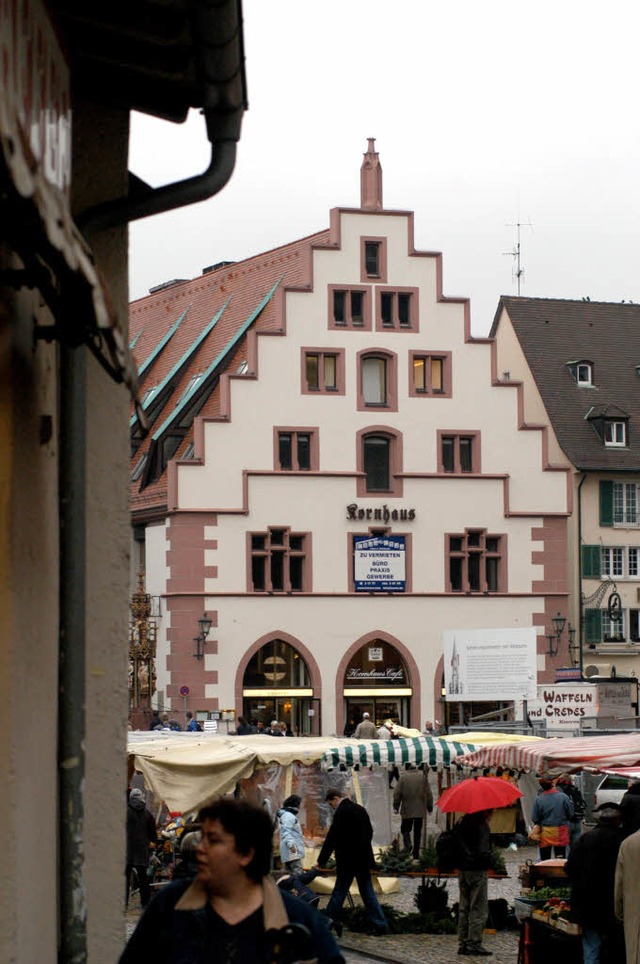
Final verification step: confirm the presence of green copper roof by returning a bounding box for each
[137,308,189,379]
[151,279,281,444]
[130,302,228,429]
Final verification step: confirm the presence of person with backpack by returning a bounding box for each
[276,794,305,875]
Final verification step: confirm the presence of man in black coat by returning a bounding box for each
[620,781,640,835]
[565,802,625,963]
[126,788,157,908]
[317,789,388,937]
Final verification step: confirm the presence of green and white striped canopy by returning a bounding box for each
[320,735,477,772]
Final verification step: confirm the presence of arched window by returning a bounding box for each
[243,638,310,688]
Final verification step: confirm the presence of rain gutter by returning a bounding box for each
[77,140,237,236]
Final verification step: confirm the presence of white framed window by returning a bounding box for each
[576,362,592,385]
[602,609,626,642]
[629,547,639,578]
[601,547,624,577]
[614,482,638,525]
[604,420,626,447]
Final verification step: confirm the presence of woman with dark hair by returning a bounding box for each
[120,797,344,964]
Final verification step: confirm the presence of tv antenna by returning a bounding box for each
[504,220,532,295]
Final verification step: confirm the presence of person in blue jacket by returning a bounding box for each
[120,797,344,964]
[277,795,305,875]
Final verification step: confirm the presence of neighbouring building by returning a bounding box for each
[0,1,246,959]
[492,297,640,689]
[130,141,572,738]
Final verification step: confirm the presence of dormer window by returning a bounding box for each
[567,360,593,386]
[576,362,592,385]
[605,420,627,447]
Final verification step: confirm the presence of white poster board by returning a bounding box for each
[443,627,538,702]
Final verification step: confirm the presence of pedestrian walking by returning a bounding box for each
[353,713,377,739]
[456,808,495,957]
[615,823,640,964]
[556,773,585,852]
[317,788,388,937]
[531,777,573,859]
[125,788,157,909]
[393,764,433,860]
[566,802,625,964]
[620,780,640,835]
[186,711,201,732]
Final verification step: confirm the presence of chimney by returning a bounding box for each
[360,137,383,211]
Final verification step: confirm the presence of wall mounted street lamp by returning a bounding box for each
[546,612,576,657]
[193,613,212,661]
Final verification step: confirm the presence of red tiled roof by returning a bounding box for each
[130,229,330,516]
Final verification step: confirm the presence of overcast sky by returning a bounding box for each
[129,0,639,336]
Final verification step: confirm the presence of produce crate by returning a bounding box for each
[552,918,581,936]
[514,897,545,921]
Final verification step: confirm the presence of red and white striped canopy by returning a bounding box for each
[454,733,640,775]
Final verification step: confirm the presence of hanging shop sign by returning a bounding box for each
[354,535,406,592]
[347,503,416,523]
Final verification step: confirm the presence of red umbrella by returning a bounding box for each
[437,775,522,814]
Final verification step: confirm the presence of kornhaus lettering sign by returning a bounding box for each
[353,535,406,592]
[347,503,416,523]
[346,666,406,684]
[526,685,598,728]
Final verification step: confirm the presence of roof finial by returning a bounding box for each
[360,137,383,211]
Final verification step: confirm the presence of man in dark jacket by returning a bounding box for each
[620,780,640,835]
[566,802,625,964]
[456,809,495,957]
[120,798,344,964]
[317,789,388,937]
[126,788,157,908]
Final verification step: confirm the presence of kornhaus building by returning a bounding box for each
[130,141,570,736]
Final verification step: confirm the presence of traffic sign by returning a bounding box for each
[179,685,190,697]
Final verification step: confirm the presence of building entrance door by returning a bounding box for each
[242,696,316,735]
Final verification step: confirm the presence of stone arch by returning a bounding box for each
[335,630,421,735]
[234,630,322,719]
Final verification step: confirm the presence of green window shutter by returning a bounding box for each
[585,608,603,644]
[599,480,614,526]
[581,545,601,578]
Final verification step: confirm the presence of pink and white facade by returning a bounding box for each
[130,141,571,735]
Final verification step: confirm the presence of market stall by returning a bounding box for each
[454,733,640,963]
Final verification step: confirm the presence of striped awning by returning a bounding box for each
[320,735,477,772]
[454,732,640,775]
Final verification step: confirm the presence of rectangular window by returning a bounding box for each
[446,529,504,592]
[603,609,626,642]
[376,287,419,331]
[303,350,343,394]
[363,435,390,491]
[409,352,451,396]
[602,547,624,577]
[249,527,309,592]
[613,482,638,525]
[605,421,627,446]
[364,241,380,277]
[630,609,640,643]
[277,431,313,471]
[328,286,370,329]
[438,432,478,473]
[629,547,639,577]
